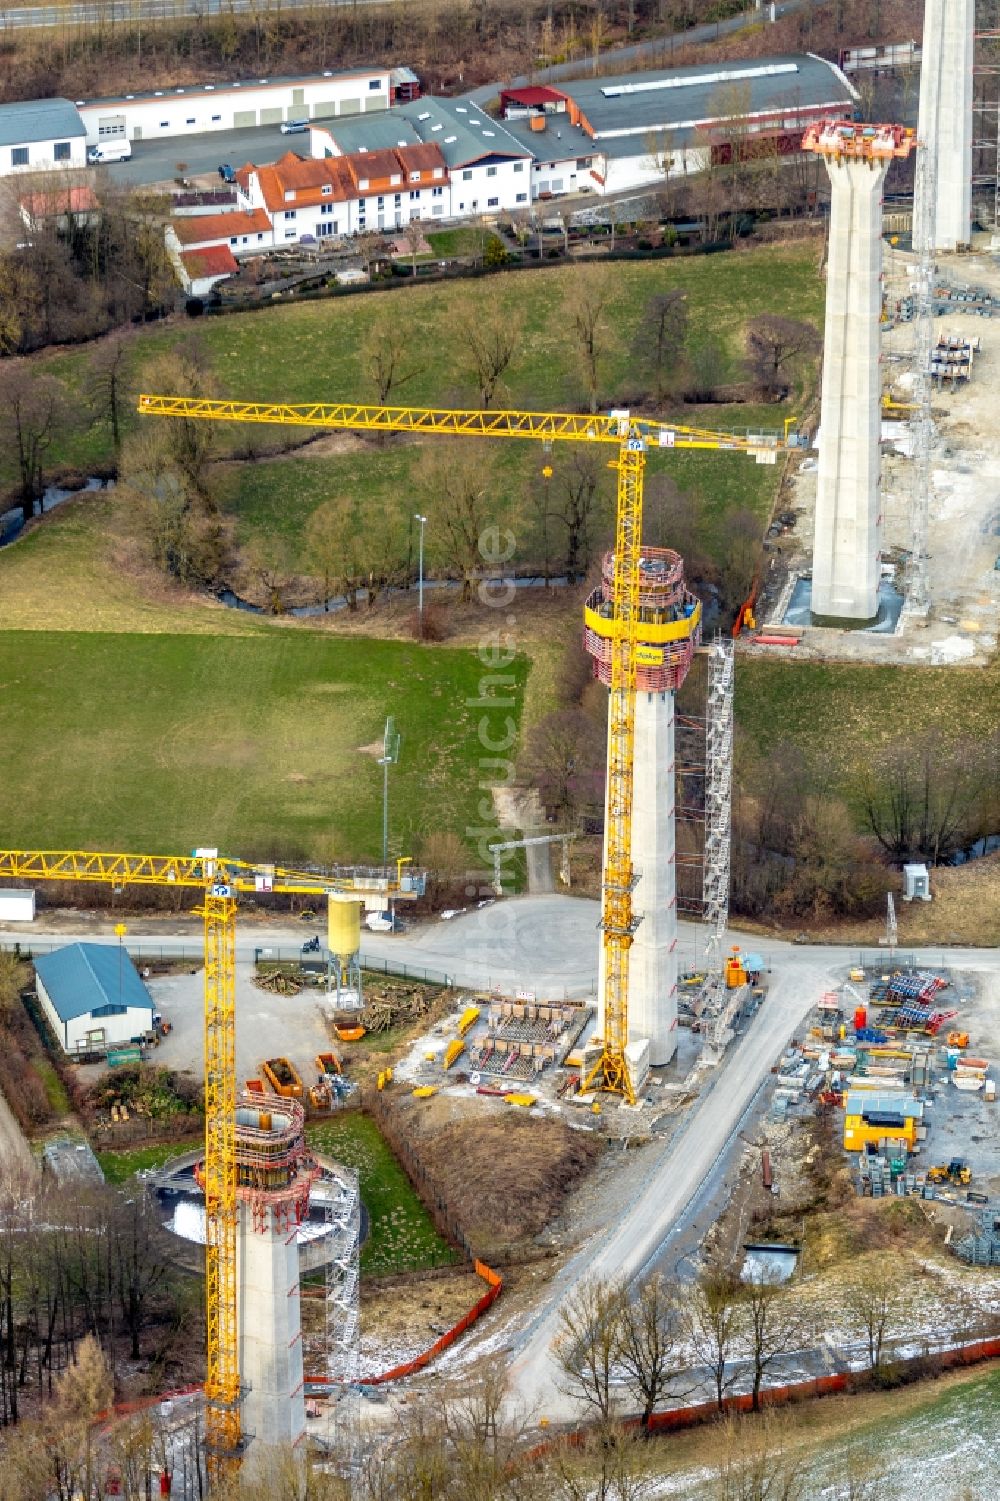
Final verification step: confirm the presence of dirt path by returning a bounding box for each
[0,1084,37,1180]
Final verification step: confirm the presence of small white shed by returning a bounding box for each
[902,863,932,902]
[0,889,35,922]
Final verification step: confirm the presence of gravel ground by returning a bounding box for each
[147,960,333,1092]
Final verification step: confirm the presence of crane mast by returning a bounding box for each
[583,439,644,1101]
[140,395,799,1111]
[0,848,419,1484]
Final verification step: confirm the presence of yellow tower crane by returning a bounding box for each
[139,394,801,1112]
[0,848,420,1481]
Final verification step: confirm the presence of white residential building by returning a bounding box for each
[236,143,447,239]
[312,96,532,218]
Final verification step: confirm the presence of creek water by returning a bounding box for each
[0,477,111,548]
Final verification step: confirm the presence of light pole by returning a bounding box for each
[114,922,127,1017]
[414,513,427,636]
[377,716,401,878]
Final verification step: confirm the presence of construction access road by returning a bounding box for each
[6,899,1000,1419]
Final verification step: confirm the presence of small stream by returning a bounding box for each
[0,477,112,548]
[0,477,724,636]
[217,574,576,617]
[946,834,1000,866]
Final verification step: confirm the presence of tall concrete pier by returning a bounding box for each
[915,0,973,251]
[235,1096,318,1452]
[585,547,701,1067]
[803,122,916,625]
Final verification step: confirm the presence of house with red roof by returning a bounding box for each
[178,243,240,296]
[167,208,274,257]
[19,184,99,233]
[235,142,447,241]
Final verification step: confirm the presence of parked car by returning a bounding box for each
[218,163,235,183]
[280,119,308,135]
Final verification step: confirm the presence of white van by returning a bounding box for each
[88,140,132,164]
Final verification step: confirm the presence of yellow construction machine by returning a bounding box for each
[927,1159,972,1186]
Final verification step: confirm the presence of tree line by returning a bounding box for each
[0,173,174,358]
[0,1167,187,1434]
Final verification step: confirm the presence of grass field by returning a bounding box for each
[0,243,823,861]
[0,628,526,859]
[307,1113,457,1275]
[641,1362,1000,1500]
[96,1139,201,1184]
[735,658,1000,800]
[11,244,822,539]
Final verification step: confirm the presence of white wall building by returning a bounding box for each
[237,142,447,239]
[76,67,392,147]
[314,96,532,218]
[35,942,155,1056]
[0,890,34,922]
[0,98,87,177]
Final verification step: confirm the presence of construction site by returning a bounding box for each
[3,0,1000,1493]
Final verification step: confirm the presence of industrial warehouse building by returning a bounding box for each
[35,942,155,1057]
[496,53,858,195]
[75,66,398,147]
[0,97,88,176]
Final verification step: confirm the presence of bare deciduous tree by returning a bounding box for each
[745,315,821,398]
[551,450,602,580]
[89,327,134,453]
[567,264,612,414]
[0,363,69,520]
[614,1272,688,1431]
[845,1261,907,1370]
[685,1269,743,1411]
[459,298,522,409]
[365,310,422,405]
[553,1277,625,1423]
[418,442,492,600]
[632,289,689,405]
[859,735,993,864]
[743,1272,811,1413]
[304,497,365,611]
[713,1411,806,1501]
[520,706,605,823]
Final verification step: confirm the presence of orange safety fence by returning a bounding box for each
[305,1260,503,1389]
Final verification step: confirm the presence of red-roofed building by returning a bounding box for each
[169,208,273,253]
[498,86,568,117]
[178,243,239,295]
[236,142,446,240]
[19,184,99,232]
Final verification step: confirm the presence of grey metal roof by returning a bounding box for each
[845,1091,923,1119]
[326,96,531,169]
[321,112,422,155]
[77,67,385,111]
[0,98,85,147]
[495,112,598,165]
[564,54,856,142]
[36,942,154,1023]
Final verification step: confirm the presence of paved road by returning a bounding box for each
[462,0,823,107]
[505,948,833,1419]
[2,0,390,31]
